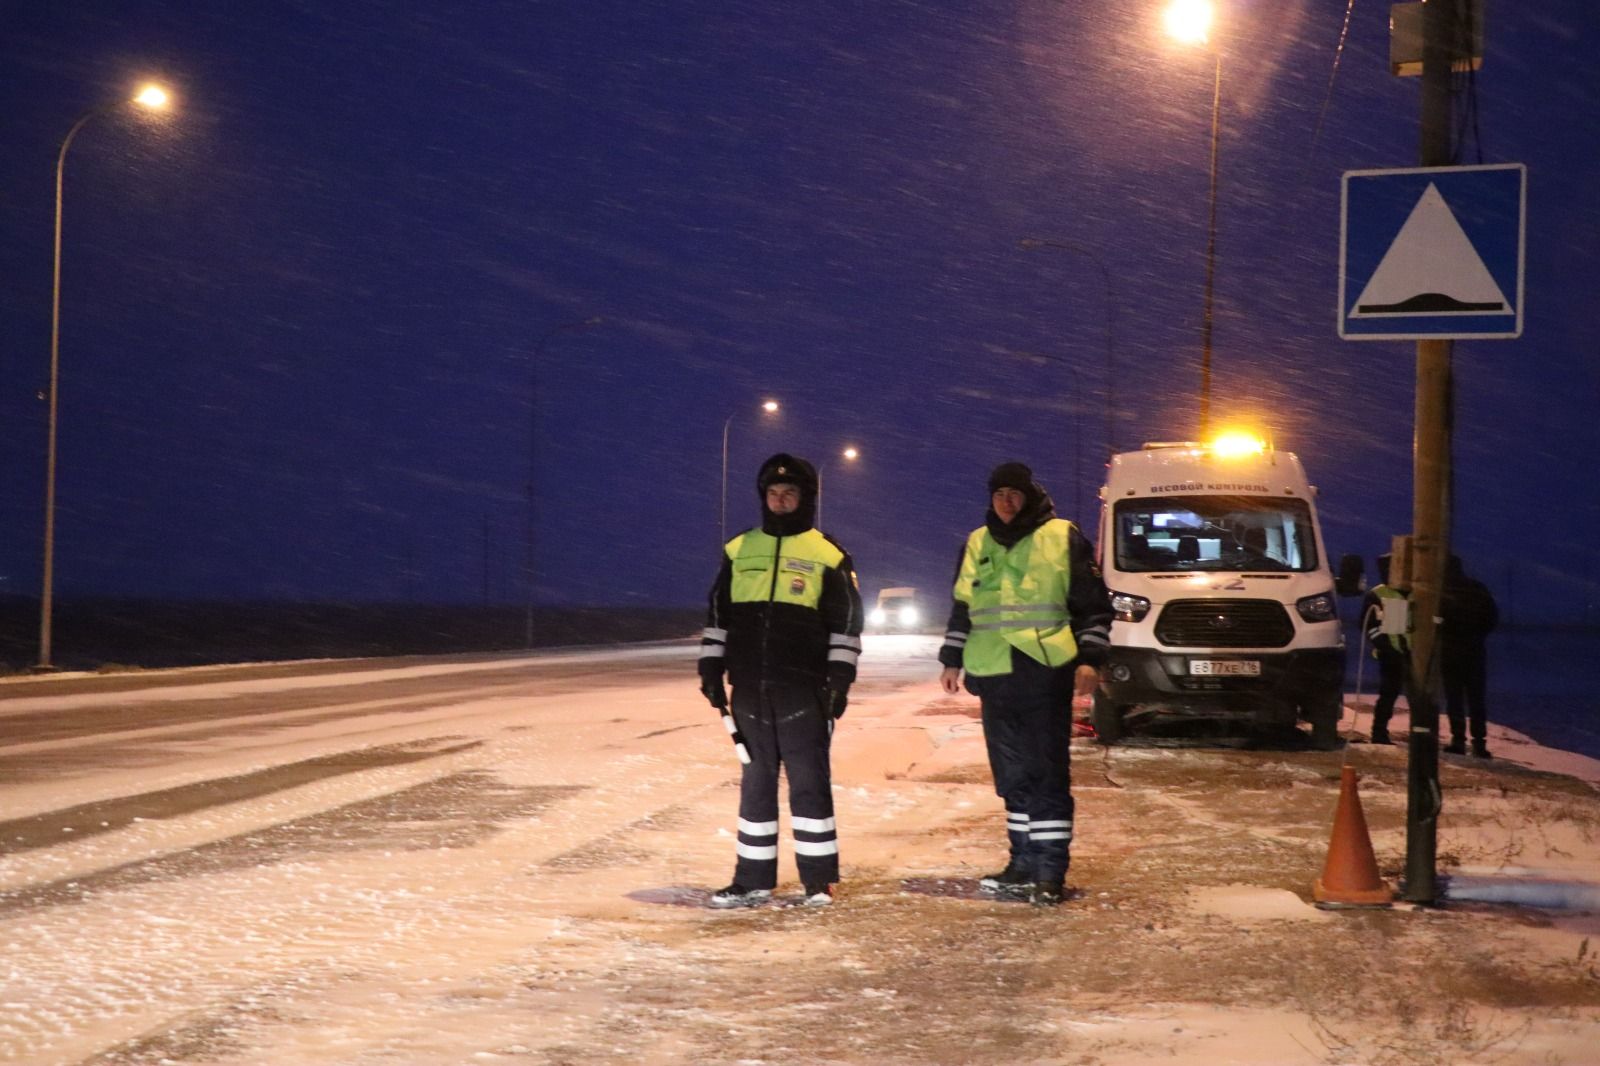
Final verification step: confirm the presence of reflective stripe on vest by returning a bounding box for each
[726,528,843,609]
[953,518,1079,675]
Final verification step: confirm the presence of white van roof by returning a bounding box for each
[1104,441,1312,499]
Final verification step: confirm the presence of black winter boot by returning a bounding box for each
[709,883,772,908]
[979,861,1033,896]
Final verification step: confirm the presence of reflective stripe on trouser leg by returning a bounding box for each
[781,685,839,886]
[1006,808,1030,865]
[1021,681,1075,884]
[980,682,1036,870]
[731,683,838,888]
[732,685,781,889]
[977,653,1076,883]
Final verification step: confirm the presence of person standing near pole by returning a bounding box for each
[698,453,863,907]
[1361,553,1411,746]
[937,462,1112,907]
[1439,554,1499,758]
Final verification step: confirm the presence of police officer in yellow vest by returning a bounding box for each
[1360,553,1410,746]
[938,462,1112,907]
[699,453,864,908]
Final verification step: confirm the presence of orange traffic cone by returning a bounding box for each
[1313,765,1394,908]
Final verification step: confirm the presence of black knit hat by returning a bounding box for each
[987,461,1035,495]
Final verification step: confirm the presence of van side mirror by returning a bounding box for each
[1335,553,1367,597]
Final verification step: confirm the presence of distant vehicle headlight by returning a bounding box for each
[870,607,888,626]
[1296,591,1338,623]
[1110,591,1151,623]
[898,606,920,626]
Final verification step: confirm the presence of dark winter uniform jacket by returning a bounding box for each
[700,455,864,692]
[1440,560,1499,658]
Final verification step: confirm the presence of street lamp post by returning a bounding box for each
[1163,0,1223,439]
[36,84,172,672]
[815,446,858,530]
[1199,48,1222,439]
[1018,237,1119,460]
[524,316,602,649]
[719,400,779,548]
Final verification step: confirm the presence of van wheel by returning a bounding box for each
[1091,690,1124,745]
[1306,692,1344,750]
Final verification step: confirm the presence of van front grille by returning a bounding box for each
[1153,599,1294,648]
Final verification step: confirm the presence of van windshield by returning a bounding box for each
[1113,495,1319,573]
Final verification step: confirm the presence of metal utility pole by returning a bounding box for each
[1401,0,1460,906]
[1198,50,1222,440]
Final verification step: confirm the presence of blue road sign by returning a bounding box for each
[1339,163,1526,340]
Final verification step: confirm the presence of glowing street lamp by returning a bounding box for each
[134,84,171,110]
[36,83,174,671]
[1162,0,1213,45]
[1162,0,1223,439]
[720,400,780,547]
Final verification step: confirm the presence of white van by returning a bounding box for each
[869,587,922,632]
[1093,437,1357,748]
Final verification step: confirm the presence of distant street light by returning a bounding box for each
[1163,0,1224,438]
[719,400,780,548]
[524,316,602,649]
[36,83,173,672]
[1018,237,1119,460]
[815,445,859,530]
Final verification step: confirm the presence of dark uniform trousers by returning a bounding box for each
[1442,644,1489,744]
[1371,648,1406,733]
[730,682,839,890]
[972,650,1075,884]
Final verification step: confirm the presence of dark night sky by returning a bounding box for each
[1,1,1597,619]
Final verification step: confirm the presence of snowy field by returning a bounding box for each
[3,635,1599,1065]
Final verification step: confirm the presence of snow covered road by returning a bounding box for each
[4,636,1599,1065]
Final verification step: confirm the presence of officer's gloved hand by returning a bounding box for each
[824,663,854,720]
[698,661,728,710]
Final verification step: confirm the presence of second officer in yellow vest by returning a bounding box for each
[698,453,864,908]
[938,462,1112,907]
[1360,553,1410,746]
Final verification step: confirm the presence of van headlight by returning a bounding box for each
[898,606,920,626]
[869,607,888,626]
[1295,591,1338,623]
[1109,591,1150,623]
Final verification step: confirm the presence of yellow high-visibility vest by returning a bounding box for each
[727,528,843,609]
[954,518,1078,676]
[1371,584,1411,656]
